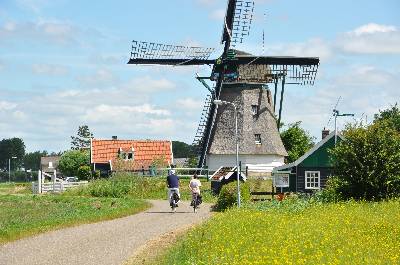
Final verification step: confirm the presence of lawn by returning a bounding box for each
[0,192,150,244]
[157,199,400,265]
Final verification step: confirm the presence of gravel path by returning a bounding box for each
[0,200,212,265]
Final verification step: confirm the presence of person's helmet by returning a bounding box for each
[170,169,176,175]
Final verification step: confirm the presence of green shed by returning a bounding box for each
[273,131,343,193]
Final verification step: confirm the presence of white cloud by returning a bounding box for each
[351,23,397,36]
[122,76,176,93]
[335,65,395,86]
[337,23,400,54]
[82,104,170,123]
[0,19,105,47]
[0,74,195,151]
[0,101,17,111]
[0,20,78,45]
[32,63,68,76]
[210,9,225,20]
[16,0,50,13]
[176,98,203,111]
[77,69,118,87]
[266,38,332,60]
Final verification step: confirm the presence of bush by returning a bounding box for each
[58,150,89,177]
[215,181,251,211]
[77,165,91,180]
[312,176,345,203]
[331,121,400,200]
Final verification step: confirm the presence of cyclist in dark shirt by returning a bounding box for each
[167,169,180,204]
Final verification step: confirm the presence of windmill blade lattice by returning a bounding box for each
[130,40,215,60]
[231,0,255,47]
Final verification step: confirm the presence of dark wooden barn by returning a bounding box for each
[273,130,343,193]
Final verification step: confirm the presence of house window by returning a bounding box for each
[255,134,261,144]
[118,147,134,161]
[305,171,320,190]
[251,105,259,116]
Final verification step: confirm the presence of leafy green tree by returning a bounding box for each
[0,138,25,170]
[374,103,400,132]
[172,141,195,158]
[24,151,48,171]
[330,120,400,200]
[71,125,93,150]
[58,150,90,177]
[280,122,315,163]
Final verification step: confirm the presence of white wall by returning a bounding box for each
[206,154,284,172]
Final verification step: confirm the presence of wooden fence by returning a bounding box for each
[32,181,88,194]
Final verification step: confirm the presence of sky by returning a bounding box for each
[0,0,399,152]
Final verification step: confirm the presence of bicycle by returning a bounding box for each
[170,189,180,212]
[191,193,202,213]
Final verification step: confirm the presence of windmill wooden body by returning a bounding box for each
[128,0,319,175]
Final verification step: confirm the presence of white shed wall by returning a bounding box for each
[206,154,284,173]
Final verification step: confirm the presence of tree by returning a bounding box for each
[280,122,315,163]
[71,125,93,150]
[0,138,25,170]
[172,141,195,158]
[330,120,400,200]
[24,151,48,171]
[58,150,90,177]
[374,103,400,132]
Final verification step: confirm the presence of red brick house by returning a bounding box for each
[90,138,173,174]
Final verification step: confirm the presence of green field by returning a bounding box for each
[0,182,150,244]
[0,182,31,195]
[157,200,400,265]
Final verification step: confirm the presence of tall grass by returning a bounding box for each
[158,199,400,264]
[66,173,217,203]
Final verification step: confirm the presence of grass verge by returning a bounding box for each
[157,199,400,265]
[0,194,150,244]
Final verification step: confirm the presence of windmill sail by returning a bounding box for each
[128,40,215,65]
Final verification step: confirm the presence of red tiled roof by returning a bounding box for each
[91,139,173,170]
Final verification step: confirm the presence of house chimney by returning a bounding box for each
[112,136,117,140]
[322,128,330,140]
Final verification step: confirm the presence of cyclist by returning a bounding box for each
[166,169,180,206]
[189,174,202,206]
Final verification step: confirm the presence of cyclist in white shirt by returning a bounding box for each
[189,174,202,206]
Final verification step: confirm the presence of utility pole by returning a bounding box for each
[333,109,354,145]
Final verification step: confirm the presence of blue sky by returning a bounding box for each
[0,0,399,152]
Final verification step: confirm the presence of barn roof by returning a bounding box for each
[273,131,343,171]
[91,139,173,170]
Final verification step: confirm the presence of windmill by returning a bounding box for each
[128,0,320,173]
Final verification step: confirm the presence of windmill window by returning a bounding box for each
[251,105,259,116]
[305,171,320,190]
[255,134,261,144]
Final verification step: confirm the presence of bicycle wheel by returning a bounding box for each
[193,194,197,213]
